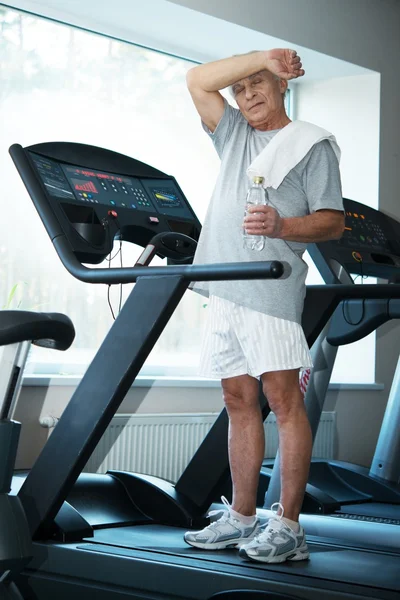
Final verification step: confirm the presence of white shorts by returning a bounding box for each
[199,296,313,380]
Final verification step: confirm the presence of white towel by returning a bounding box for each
[246,120,341,189]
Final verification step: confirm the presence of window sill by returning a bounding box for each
[22,375,384,390]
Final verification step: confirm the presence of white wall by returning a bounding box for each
[298,72,381,384]
[296,73,381,209]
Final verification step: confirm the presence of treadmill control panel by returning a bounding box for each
[342,208,392,253]
[29,153,193,220]
[310,198,400,281]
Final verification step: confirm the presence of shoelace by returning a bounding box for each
[255,501,285,543]
[270,501,285,519]
[207,496,234,526]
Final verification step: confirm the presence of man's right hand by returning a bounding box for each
[264,49,305,80]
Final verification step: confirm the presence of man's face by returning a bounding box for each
[232,70,287,127]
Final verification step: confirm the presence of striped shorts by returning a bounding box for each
[199,296,313,380]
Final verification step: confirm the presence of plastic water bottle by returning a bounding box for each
[243,176,267,251]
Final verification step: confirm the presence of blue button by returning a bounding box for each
[110,200,116,205]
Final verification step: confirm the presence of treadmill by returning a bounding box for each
[263,199,400,524]
[8,141,400,600]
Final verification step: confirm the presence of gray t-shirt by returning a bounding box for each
[192,100,344,323]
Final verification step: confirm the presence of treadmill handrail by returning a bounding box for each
[52,235,285,284]
[54,237,400,300]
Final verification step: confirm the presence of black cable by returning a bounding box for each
[106,246,122,262]
[107,284,116,320]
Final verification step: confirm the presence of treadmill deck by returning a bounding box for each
[73,523,400,594]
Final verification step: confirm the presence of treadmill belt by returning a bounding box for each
[78,524,400,593]
[335,503,400,524]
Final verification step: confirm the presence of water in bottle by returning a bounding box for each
[243,175,267,251]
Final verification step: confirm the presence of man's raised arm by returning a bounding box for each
[186,49,304,132]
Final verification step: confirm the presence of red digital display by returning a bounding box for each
[71,179,98,194]
[74,169,123,182]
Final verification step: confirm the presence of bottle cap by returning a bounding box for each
[253,176,264,185]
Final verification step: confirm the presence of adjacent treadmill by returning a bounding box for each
[8,141,400,600]
[263,199,400,524]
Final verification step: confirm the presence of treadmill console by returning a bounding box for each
[310,199,400,283]
[16,142,201,264]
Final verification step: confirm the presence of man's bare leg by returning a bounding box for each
[261,369,312,522]
[222,374,265,516]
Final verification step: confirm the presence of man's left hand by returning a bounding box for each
[243,205,282,238]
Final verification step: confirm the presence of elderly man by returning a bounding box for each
[184,49,344,563]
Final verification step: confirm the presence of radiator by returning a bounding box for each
[83,412,336,482]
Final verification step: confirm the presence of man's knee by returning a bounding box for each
[222,376,259,412]
[261,371,303,420]
[263,388,294,420]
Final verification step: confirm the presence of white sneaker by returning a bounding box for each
[239,502,310,563]
[184,496,261,550]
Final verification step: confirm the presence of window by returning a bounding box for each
[0,7,218,377]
